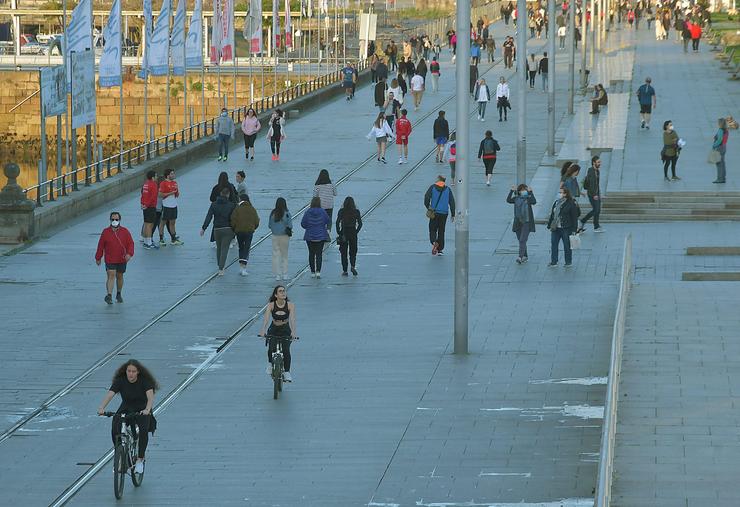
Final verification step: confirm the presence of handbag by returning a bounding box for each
[426,187,445,219]
[285,226,292,237]
[708,149,722,164]
[569,233,581,250]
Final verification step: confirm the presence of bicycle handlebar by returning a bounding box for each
[100,411,143,417]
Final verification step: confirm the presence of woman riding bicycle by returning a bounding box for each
[258,285,298,381]
[97,359,159,474]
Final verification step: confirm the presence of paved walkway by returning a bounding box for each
[608,26,740,193]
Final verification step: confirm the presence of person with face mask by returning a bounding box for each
[215,108,235,162]
[661,120,681,181]
[496,77,511,122]
[506,184,536,264]
[95,211,135,304]
[546,187,580,267]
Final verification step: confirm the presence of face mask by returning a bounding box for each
[667,125,673,131]
[558,193,565,200]
[110,220,120,227]
[520,191,528,196]
[221,111,227,117]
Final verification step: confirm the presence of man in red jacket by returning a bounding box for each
[140,170,158,249]
[395,108,413,165]
[95,211,135,304]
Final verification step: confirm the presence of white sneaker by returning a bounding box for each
[311,272,317,278]
[398,157,403,165]
[266,364,273,375]
[240,268,248,276]
[594,227,605,233]
[134,461,144,474]
[283,371,293,382]
[276,275,282,281]
[282,273,289,281]
[316,272,321,279]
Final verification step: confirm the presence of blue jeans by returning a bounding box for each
[550,228,573,264]
[716,147,726,182]
[218,134,230,157]
[541,72,548,91]
[581,195,601,229]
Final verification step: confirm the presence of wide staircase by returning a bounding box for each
[599,192,740,222]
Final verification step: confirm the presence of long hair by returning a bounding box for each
[217,171,229,189]
[310,196,322,208]
[374,112,385,129]
[718,117,728,130]
[315,169,331,185]
[112,359,160,391]
[342,196,357,211]
[271,197,288,222]
[565,164,581,178]
[561,187,573,200]
[269,285,289,303]
[391,78,398,88]
[560,161,573,179]
[247,107,256,117]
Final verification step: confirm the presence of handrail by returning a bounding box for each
[594,233,633,507]
[23,61,366,205]
[9,88,40,113]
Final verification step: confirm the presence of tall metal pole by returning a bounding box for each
[63,0,69,191]
[589,0,595,67]
[232,12,238,112]
[568,0,575,114]
[453,0,470,355]
[202,14,206,122]
[580,0,587,88]
[166,0,172,136]
[119,0,125,163]
[595,0,601,53]
[183,0,188,129]
[39,70,48,202]
[516,0,527,185]
[547,0,555,155]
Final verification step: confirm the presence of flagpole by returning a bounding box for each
[248,16,253,105]
[201,11,206,123]
[232,9,237,112]
[143,10,149,142]
[63,0,69,192]
[119,0,124,165]
[166,0,171,137]
[183,0,188,131]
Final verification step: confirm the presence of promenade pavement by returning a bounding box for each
[0,17,715,507]
[608,26,740,193]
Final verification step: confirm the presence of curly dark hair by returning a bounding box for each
[112,360,160,391]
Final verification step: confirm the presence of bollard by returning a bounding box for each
[0,162,36,243]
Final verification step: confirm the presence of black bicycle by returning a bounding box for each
[263,334,297,399]
[102,412,145,499]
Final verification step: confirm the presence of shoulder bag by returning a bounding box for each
[708,149,722,164]
[426,188,444,219]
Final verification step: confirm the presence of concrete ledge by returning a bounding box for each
[682,272,740,281]
[686,246,740,256]
[30,68,370,238]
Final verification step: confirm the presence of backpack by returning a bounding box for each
[514,197,529,223]
[483,138,499,155]
[340,209,357,230]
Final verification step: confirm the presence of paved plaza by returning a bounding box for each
[1,11,739,507]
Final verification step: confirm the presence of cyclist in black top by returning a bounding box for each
[258,286,298,381]
[98,360,159,474]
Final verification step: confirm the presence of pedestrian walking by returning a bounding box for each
[374,76,387,110]
[154,174,165,246]
[478,130,501,186]
[301,197,330,278]
[636,77,656,129]
[527,54,537,88]
[547,187,579,267]
[558,25,567,49]
[689,21,701,51]
[215,107,235,161]
[474,78,491,121]
[416,58,428,85]
[433,110,449,163]
[159,168,183,245]
[471,40,482,65]
[336,196,363,277]
[681,21,691,53]
[230,193,260,276]
[469,63,479,95]
[235,170,247,196]
[267,109,286,161]
[367,111,395,163]
[712,117,729,184]
[496,77,511,121]
[376,57,389,82]
[410,72,425,111]
[269,197,293,281]
[341,61,356,100]
[579,156,604,232]
[210,171,238,203]
[503,36,515,68]
[444,133,457,184]
[486,36,496,62]
[387,78,404,106]
[661,120,681,181]
[429,56,441,93]
[140,170,159,250]
[258,285,297,381]
[538,52,549,91]
[200,187,237,276]
[383,91,401,130]
[424,175,456,256]
[561,163,583,200]
[95,211,135,304]
[507,184,536,264]
[313,169,337,226]
[395,109,413,164]
[241,107,261,160]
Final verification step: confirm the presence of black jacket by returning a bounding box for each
[335,208,363,239]
[203,196,237,230]
[582,166,601,197]
[376,61,389,80]
[374,81,387,106]
[209,183,238,203]
[433,118,450,139]
[547,198,580,231]
[506,190,537,232]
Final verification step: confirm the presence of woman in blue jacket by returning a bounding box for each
[301,197,330,278]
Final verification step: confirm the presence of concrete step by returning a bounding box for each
[682,272,740,281]
[686,247,740,256]
[603,202,732,210]
[601,208,740,216]
[600,215,740,222]
[606,191,740,198]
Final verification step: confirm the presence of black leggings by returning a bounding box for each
[339,235,358,271]
[267,325,292,371]
[270,138,281,155]
[307,240,324,273]
[663,156,678,178]
[111,413,150,459]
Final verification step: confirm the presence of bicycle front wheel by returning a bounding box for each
[113,444,126,499]
[272,361,282,400]
[131,457,144,487]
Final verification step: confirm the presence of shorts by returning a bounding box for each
[243,133,257,148]
[396,136,409,146]
[639,104,652,114]
[375,136,388,144]
[105,262,127,273]
[435,136,447,146]
[162,206,178,221]
[342,81,353,89]
[142,207,157,224]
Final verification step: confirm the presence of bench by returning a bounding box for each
[729,61,740,81]
[720,49,736,69]
[717,47,734,63]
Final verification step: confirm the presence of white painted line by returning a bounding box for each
[478,472,532,478]
[529,377,607,386]
[412,499,594,507]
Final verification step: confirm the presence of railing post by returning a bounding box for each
[85,162,91,187]
[128,149,132,169]
[106,158,111,178]
[197,122,201,139]
[156,139,160,156]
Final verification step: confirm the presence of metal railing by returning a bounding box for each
[594,233,633,507]
[23,61,367,205]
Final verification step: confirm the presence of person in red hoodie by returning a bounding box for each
[395,108,412,165]
[688,22,702,52]
[95,211,135,305]
[140,170,159,249]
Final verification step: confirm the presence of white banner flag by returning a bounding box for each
[149,0,171,75]
[211,0,234,63]
[171,0,185,75]
[284,0,292,49]
[186,0,203,68]
[272,0,280,53]
[99,0,122,87]
[71,50,96,129]
[138,0,153,78]
[248,0,263,54]
[65,0,92,92]
[210,0,223,64]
